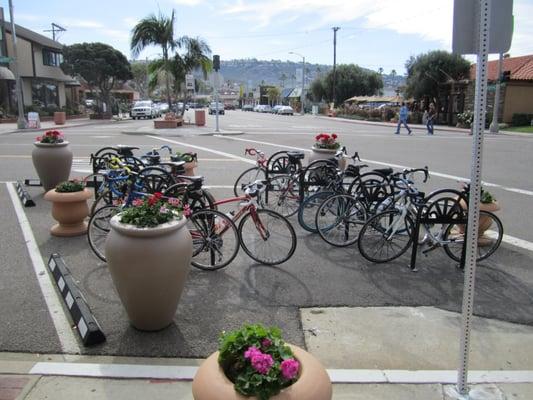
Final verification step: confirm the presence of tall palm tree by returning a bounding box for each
[131,10,176,106]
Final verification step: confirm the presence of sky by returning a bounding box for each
[3,0,532,75]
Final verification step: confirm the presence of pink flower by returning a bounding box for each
[261,338,272,348]
[36,136,42,142]
[132,199,143,207]
[280,358,299,380]
[251,353,274,375]
[159,206,169,214]
[168,197,181,207]
[183,204,192,217]
[244,346,262,360]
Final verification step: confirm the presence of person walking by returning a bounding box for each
[426,103,436,135]
[394,102,412,135]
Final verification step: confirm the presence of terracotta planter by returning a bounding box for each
[53,111,66,125]
[32,142,73,191]
[192,344,332,400]
[154,119,178,129]
[184,161,197,176]
[105,215,192,331]
[44,188,92,236]
[458,200,501,244]
[309,147,346,170]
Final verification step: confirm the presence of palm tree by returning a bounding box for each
[266,86,281,106]
[131,10,176,107]
[378,67,384,75]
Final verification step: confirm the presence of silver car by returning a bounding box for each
[130,100,158,119]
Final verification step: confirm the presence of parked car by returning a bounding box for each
[159,102,170,113]
[209,102,225,115]
[130,100,158,119]
[242,104,254,111]
[224,103,236,110]
[254,104,272,113]
[271,105,283,114]
[277,106,294,115]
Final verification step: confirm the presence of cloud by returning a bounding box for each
[59,19,104,29]
[15,13,44,22]
[174,0,204,5]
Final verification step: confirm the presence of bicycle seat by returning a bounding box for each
[373,167,394,176]
[186,176,204,191]
[141,154,160,165]
[116,145,139,156]
[287,151,305,161]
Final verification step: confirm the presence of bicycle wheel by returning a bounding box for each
[263,174,301,217]
[138,167,174,194]
[188,209,239,271]
[316,194,367,247]
[87,205,120,262]
[443,210,503,262]
[238,209,297,265]
[297,191,334,233]
[233,167,266,197]
[357,209,414,263]
[164,183,215,212]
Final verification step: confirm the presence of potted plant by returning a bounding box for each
[458,184,500,244]
[44,179,92,237]
[192,324,332,400]
[105,193,192,331]
[171,152,198,176]
[309,133,345,170]
[32,130,73,191]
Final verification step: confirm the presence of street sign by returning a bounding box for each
[452,0,513,55]
[185,74,194,90]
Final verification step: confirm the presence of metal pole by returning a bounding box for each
[489,52,503,133]
[215,71,220,133]
[8,0,26,129]
[457,0,491,395]
[301,56,305,116]
[332,27,340,107]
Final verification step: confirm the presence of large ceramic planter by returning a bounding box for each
[105,215,192,331]
[192,345,332,400]
[309,147,346,170]
[44,188,92,236]
[32,142,73,191]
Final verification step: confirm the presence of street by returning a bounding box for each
[1,112,532,358]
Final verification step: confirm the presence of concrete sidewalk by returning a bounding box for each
[1,306,532,399]
[0,117,129,135]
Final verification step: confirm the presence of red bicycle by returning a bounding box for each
[188,180,297,270]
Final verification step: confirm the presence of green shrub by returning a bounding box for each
[512,113,533,127]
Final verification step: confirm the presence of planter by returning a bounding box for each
[154,119,178,129]
[458,200,501,245]
[44,188,92,236]
[53,111,66,125]
[105,215,192,331]
[309,147,346,170]
[192,344,332,400]
[184,161,197,176]
[32,142,73,191]
[195,110,206,126]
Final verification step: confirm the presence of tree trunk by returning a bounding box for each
[163,47,172,108]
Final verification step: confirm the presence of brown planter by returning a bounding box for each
[105,215,192,331]
[309,147,345,170]
[458,200,501,244]
[192,344,332,400]
[195,110,206,126]
[184,161,198,176]
[44,188,92,236]
[53,111,66,125]
[32,142,73,191]
[154,119,178,129]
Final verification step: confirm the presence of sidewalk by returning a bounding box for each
[2,306,532,399]
[0,117,128,136]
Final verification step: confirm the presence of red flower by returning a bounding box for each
[154,192,163,200]
[148,195,158,206]
[332,133,338,140]
[36,136,42,142]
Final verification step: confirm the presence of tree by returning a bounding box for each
[405,50,470,103]
[279,73,287,87]
[131,10,177,107]
[309,64,383,105]
[266,86,281,106]
[378,67,384,75]
[61,43,132,114]
[130,62,150,99]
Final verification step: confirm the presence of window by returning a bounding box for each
[42,49,63,67]
[32,81,59,107]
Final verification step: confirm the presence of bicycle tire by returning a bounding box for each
[87,205,120,262]
[238,209,297,265]
[297,191,334,233]
[443,210,503,262]
[357,209,414,263]
[188,209,239,271]
[164,182,215,212]
[233,167,266,197]
[138,167,174,194]
[315,194,367,247]
[263,174,301,217]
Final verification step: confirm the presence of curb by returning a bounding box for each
[121,129,245,136]
[0,120,128,135]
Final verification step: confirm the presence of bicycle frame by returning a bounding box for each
[213,194,268,240]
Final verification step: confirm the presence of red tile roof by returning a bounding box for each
[470,55,533,81]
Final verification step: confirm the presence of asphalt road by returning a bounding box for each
[0,112,532,357]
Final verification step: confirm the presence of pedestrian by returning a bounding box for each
[394,102,412,135]
[426,103,436,135]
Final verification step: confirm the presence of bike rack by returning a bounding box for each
[409,189,469,271]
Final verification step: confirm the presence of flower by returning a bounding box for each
[313,132,340,150]
[183,204,192,217]
[37,130,65,144]
[218,324,300,399]
[119,193,183,228]
[280,359,300,380]
[168,197,181,207]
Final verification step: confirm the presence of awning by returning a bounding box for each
[0,66,15,80]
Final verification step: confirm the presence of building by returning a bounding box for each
[0,10,78,116]
[468,54,533,124]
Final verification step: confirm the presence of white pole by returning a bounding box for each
[457,0,491,395]
[8,0,26,129]
[215,72,220,133]
[301,56,305,116]
[489,52,503,133]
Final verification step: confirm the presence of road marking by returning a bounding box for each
[204,185,234,189]
[217,135,533,197]
[6,183,81,354]
[147,135,255,165]
[28,361,533,384]
[486,231,533,253]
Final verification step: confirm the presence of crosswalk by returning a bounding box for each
[72,158,92,174]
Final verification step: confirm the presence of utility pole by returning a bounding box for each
[332,27,340,107]
[489,52,503,133]
[43,23,66,41]
[8,0,26,129]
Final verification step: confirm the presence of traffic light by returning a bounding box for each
[501,70,511,82]
[213,55,220,71]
